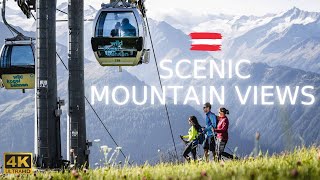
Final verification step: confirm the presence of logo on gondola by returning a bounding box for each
[1,74,35,89]
[104,40,131,57]
[189,32,222,51]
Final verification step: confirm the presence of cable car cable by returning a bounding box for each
[32,11,90,23]
[30,12,35,20]
[56,52,68,70]
[56,46,131,164]
[56,8,68,15]
[84,96,130,164]
[30,11,36,20]
[145,16,179,160]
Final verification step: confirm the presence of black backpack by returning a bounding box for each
[197,128,205,144]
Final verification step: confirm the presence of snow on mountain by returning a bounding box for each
[158,10,235,34]
[160,7,320,73]
[225,8,320,72]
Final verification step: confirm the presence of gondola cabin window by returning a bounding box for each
[95,11,138,37]
[11,46,34,66]
[0,45,34,68]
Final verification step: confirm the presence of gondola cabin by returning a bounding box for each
[91,1,149,67]
[0,38,35,90]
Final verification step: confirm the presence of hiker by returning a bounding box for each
[202,102,218,162]
[180,116,202,162]
[213,107,229,161]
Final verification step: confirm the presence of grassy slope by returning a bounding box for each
[2,147,320,180]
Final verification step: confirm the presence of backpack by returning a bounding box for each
[197,128,205,144]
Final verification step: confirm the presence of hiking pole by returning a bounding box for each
[226,146,234,154]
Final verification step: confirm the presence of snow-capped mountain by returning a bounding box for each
[162,7,320,73]
[225,7,320,72]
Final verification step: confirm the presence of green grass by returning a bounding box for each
[1,146,320,180]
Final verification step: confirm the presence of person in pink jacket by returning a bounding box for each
[213,107,229,161]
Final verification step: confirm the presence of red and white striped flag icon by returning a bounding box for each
[189,32,222,51]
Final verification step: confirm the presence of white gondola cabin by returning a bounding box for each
[0,37,35,90]
[91,0,149,67]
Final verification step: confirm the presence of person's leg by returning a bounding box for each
[191,144,197,160]
[183,143,192,162]
[221,152,234,159]
[217,139,227,161]
[203,138,209,162]
[220,141,227,159]
[204,149,209,162]
[216,138,221,160]
[209,136,216,161]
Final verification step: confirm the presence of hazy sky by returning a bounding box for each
[79,0,320,16]
[6,0,320,17]
[144,0,320,16]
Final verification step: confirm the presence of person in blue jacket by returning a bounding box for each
[202,102,217,162]
[120,18,136,36]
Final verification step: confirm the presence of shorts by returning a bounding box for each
[203,136,215,152]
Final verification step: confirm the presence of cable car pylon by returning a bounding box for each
[35,0,63,168]
[68,0,89,168]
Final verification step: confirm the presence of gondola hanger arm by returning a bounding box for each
[1,0,32,40]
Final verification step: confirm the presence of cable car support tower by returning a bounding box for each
[35,0,63,168]
[34,0,88,168]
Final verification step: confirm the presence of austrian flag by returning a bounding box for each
[189,32,222,51]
